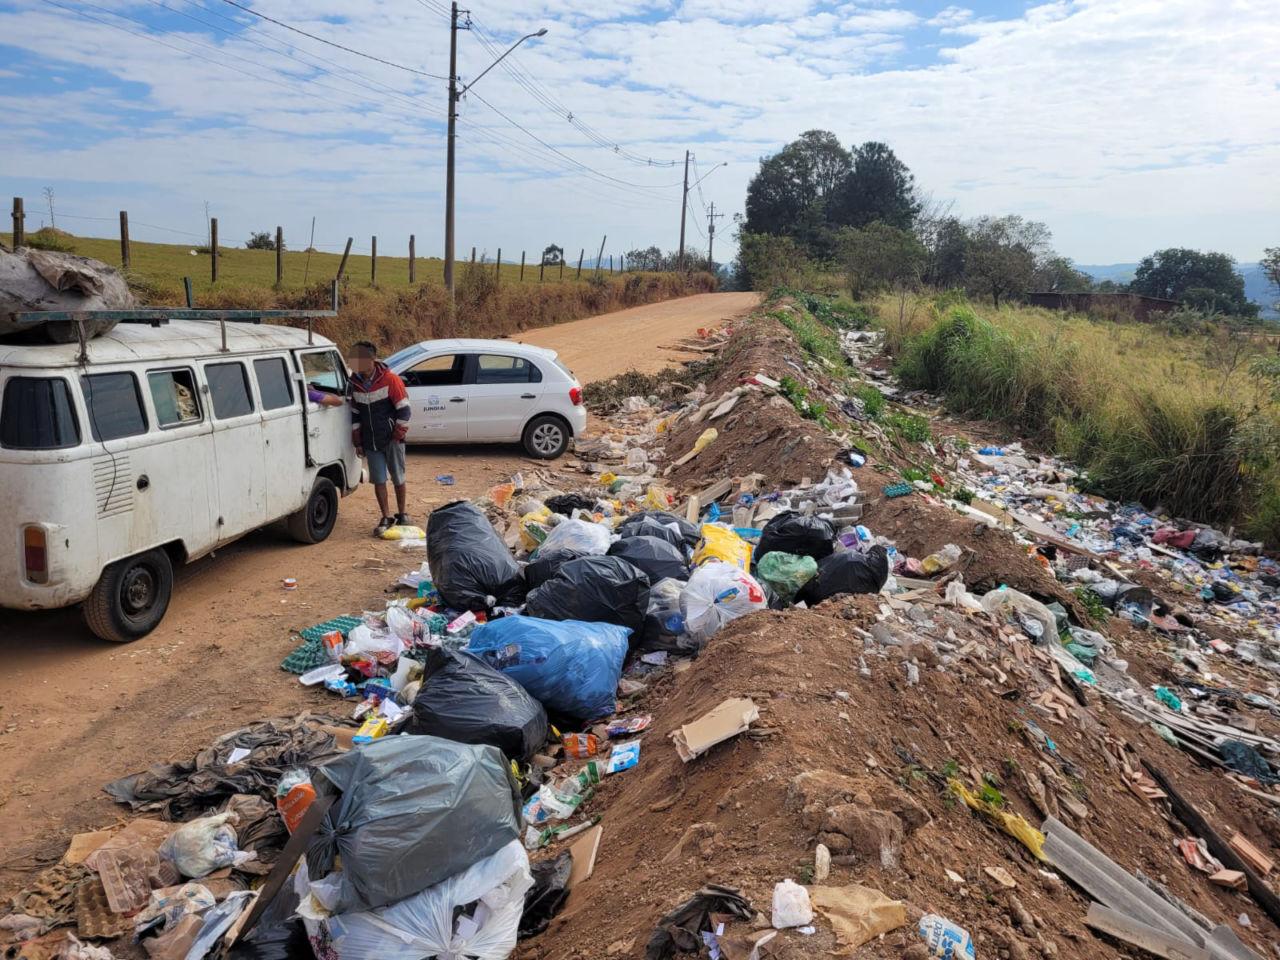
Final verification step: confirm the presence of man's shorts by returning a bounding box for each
[366,442,406,485]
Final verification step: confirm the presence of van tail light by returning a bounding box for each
[23,527,48,584]
[569,387,583,406]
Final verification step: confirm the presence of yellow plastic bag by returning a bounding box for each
[692,524,752,570]
[599,472,618,486]
[519,507,553,552]
[380,525,426,541]
[949,780,1046,861]
[645,485,674,511]
[691,428,718,456]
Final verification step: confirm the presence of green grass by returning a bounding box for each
[769,304,848,369]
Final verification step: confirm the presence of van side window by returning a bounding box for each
[1,377,80,450]
[302,351,347,394]
[403,354,465,387]
[474,354,540,385]
[148,369,201,428]
[81,372,148,442]
[206,362,254,419]
[253,357,294,410]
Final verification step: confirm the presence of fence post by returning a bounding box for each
[470,246,476,264]
[409,234,416,283]
[520,251,526,282]
[371,236,377,285]
[559,258,564,281]
[539,258,545,283]
[621,253,625,273]
[11,197,24,248]
[119,210,131,269]
[495,247,501,286]
[209,217,217,281]
[336,237,353,281]
[609,254,613,274]
[275,226,283,287]
[575,248,584,279]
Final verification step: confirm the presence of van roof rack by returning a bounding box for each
[7,277,340,363]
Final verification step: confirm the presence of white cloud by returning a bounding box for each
[927,5,972,27]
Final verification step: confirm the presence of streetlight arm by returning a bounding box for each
[460,28,547,95]
[690,161,727,189]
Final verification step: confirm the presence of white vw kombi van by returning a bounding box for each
[0,313,359,642]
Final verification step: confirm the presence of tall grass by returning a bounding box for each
[882,295,1280,540]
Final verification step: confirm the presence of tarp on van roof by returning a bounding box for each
[0,246,134,342]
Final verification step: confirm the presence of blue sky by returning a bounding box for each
[1,0,1277,265]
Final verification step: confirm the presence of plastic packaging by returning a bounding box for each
[307,736,522,915]
[680,561,768,643]
[534,517,613,562]
[159,812,248,879]
[979,587,1057,644]
[386,605,417,643]
[276,770,316,834]
[380,524,426,541]
[519,506,553,552]
[606,740,640,774]
[918,914,975,960]
[607,535,690,583]
[771,879,814,929]
[344,624,403,660]
[796,546,889,604]
[756,511,836,563]
[563,733,599,758]
[301,840,532,960]
[524,555,651,634]
[406,648,548,763]
[921,544,962,576]
[427,501,527,611]
[692,524,753,570]
[467,615,630,721]
[755,551,819,604]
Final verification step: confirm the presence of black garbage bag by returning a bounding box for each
[617,515,688,554]
[519,850,574,939]
[226,875,307,960]
[525,555,651,633]
[797,546,889,604]
[620,510,700,550]
[406,648,548,763]
[1220,739,1280,784]
[545,493,597,516]
[608,536,690,583]
[427,501,526,610]
[756,511,836,563]
[523,555,565,591]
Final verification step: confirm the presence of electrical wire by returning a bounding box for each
[219,0,447,79]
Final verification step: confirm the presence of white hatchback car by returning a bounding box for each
[383,338,587,459]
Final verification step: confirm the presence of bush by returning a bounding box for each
[24,227,75,252]
[245,231,279,250]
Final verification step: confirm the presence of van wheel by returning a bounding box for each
[288,477,339,544]
[522,415,569,459]
[82,548,174,643]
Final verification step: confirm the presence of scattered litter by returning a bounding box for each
[670,698,759,762]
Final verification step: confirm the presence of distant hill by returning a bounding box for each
[1078,261,1278,318]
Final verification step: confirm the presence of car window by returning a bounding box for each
[474,354,539,385]
[206,362,254,419]
[403,353,465,387]
[81,372,148,442]
[1,377,80,450]
[253,357,294,411]
[384,345,424,369]
[147,369,201,428]
[302,350,347,394]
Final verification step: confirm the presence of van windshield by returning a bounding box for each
[1,377,81,450]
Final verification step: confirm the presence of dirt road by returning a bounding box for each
[0,291,758,888]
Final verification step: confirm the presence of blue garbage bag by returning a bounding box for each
[467,615,629,721]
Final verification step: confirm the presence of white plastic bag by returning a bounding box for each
[300,840,533,960]
[386,605,417,643]
[944,580,985,613]
[159,813,252,879]
[680,561,767,643]
[345,624,403,659]
[771,879,813,929]
[535,518,612,560]
[979,586,1057,643]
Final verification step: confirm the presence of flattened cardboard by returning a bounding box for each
[566,825,603,889]
[64,829,115,865]
[670,698,759,763]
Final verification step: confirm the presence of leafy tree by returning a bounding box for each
[963,215,1051,308]
[1035,255,1092,293]
[838,222,927,298]
[826,141,920,232]
[1130,248,1256,318]
[734,231,809,291]
[245,231,279,250]
[743,130,851,257]
[921,216,968,289]
[1262,247,1280,308]
[624,246,663,271]
[1094,279,1123,293]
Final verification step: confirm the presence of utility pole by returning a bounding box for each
[677,149,690,271]
[444,2,461,298]
[707,201,724,267]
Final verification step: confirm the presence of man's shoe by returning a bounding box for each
[374,516,395,537]
[395,512,411,527]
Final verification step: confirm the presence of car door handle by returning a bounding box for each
[521,393,536,399]
[449,397,466,403]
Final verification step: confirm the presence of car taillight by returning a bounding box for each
[569,387,583,406]
[23,527,47,584]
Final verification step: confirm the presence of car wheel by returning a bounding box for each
[287,477,339,544]
[522,415,569,459]
[82,547,174,643]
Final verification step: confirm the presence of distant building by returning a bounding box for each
[1025,291,1180,321]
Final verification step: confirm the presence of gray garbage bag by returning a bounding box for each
[306,736,521,914]
[0,247,134,341]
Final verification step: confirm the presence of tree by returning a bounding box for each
[1129,248,1256,318]
[246,231,278,250]
[1262,247,1280,310]
[825,141,920,232]
[734,231,809,292]
[743,130,851,258]
[1035,255,1092,293]
[963,215,1051,308]
[922,216,968,289]
[838,222,927,298]
[624,246,662,271]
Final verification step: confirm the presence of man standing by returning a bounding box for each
[348,341,412,536]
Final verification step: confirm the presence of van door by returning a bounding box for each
[252,355,307,520]
[140,366,217,555]
[298,347,356,486]
[200,360,268,541]
[464,353,545,441]
[399,353,468,442]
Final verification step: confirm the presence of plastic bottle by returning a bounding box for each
[922,544,962,575]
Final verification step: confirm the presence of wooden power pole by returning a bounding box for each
[707,201,724,268]
[677,149,690,270]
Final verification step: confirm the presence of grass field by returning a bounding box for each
[1,229,622,303]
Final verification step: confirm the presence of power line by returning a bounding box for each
[219,0,447,80]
